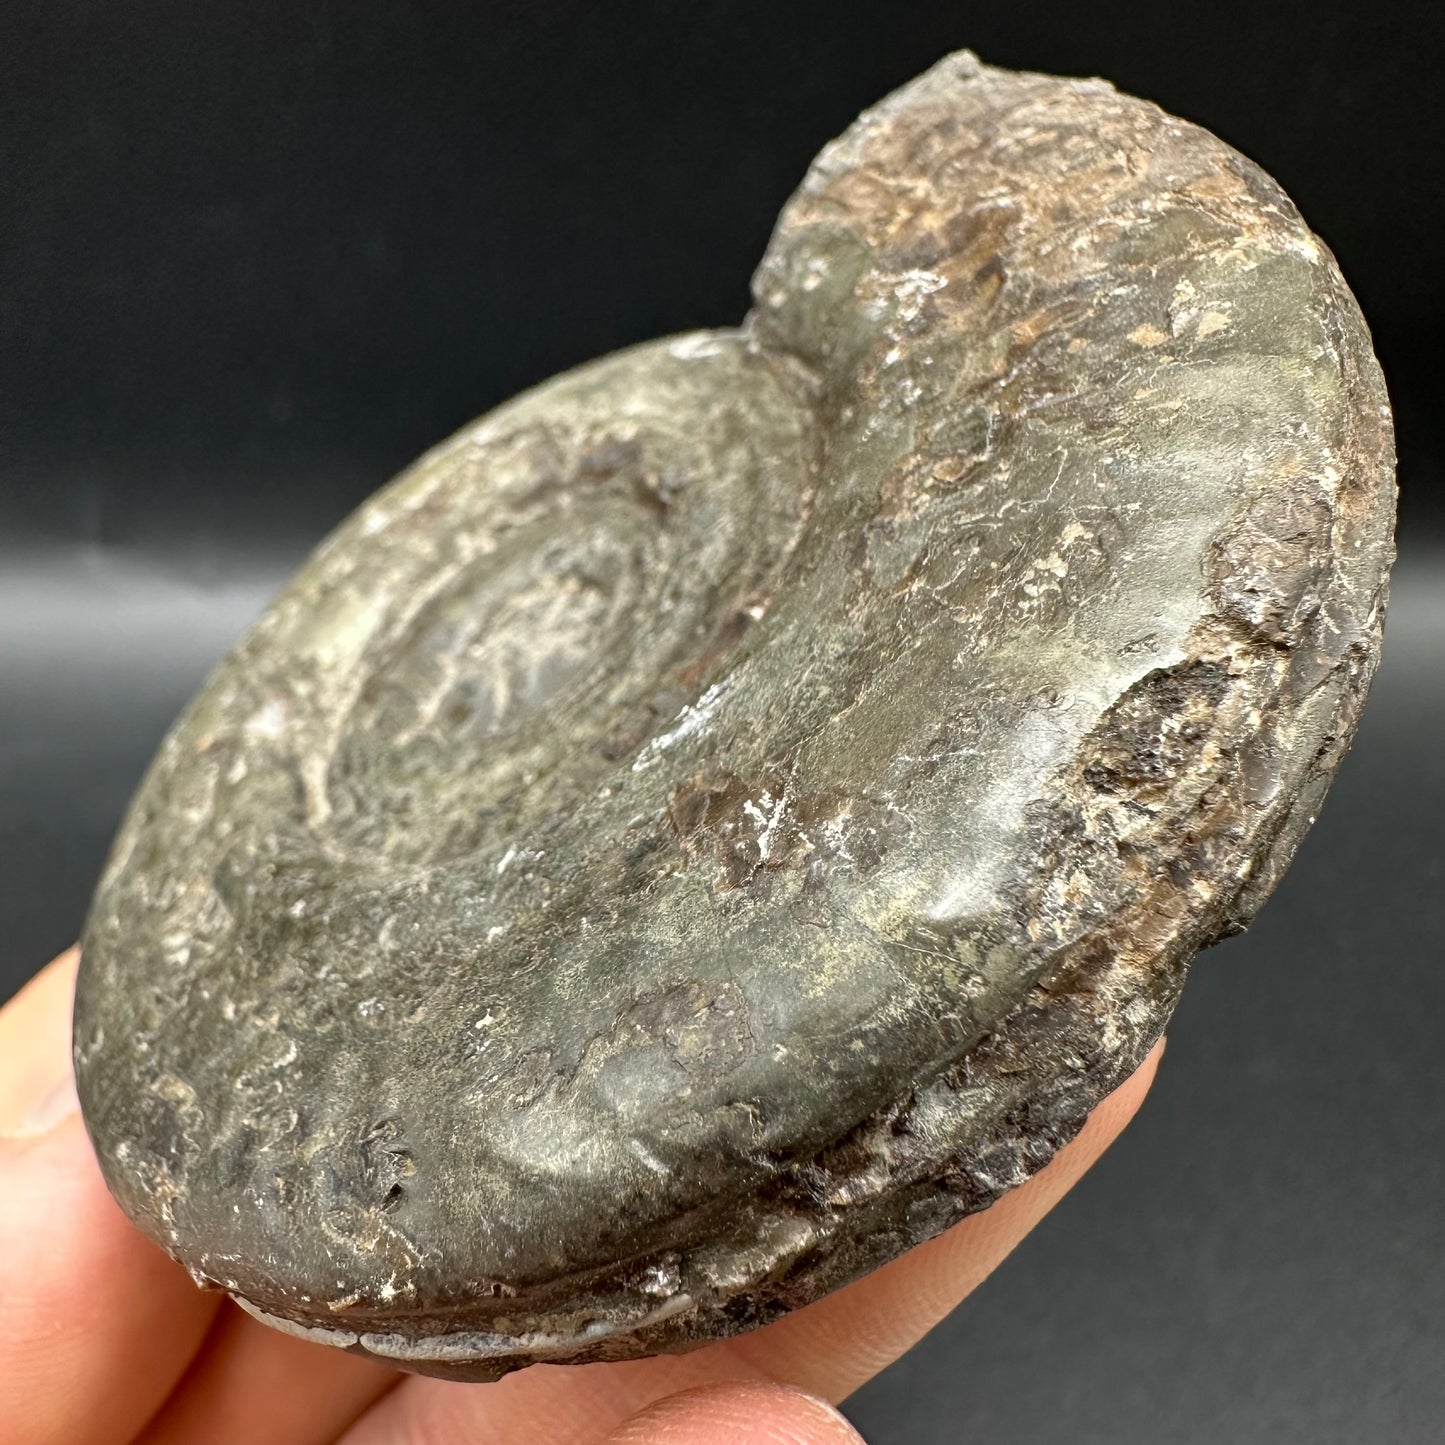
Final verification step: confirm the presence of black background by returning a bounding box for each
[3,4,1442,1440]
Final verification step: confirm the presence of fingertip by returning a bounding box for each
[0,947,81,1133]
[604,1381,866,1444]
[725,1036,1168,1401]
[1094,1033,1166,1135]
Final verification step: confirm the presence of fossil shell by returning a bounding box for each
[75,52,1396,1380]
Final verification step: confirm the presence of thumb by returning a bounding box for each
[604,1382,866,1444]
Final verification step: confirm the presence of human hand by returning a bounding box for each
[1,948,1162,1444]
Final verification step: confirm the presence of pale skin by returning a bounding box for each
[0,949,1162,1444]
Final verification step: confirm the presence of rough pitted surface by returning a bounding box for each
[75,52,1396,1380]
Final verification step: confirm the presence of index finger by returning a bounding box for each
[336,1039,1163,1444]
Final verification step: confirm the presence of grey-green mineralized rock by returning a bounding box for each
[75,52,1396,1380]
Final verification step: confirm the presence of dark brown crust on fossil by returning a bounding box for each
[74,52,1395,1379]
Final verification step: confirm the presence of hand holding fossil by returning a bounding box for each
[4,946,1160,1443]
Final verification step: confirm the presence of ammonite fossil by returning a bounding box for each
[75,52,1396,1379]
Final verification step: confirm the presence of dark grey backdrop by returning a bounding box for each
[3,4,1442,1440]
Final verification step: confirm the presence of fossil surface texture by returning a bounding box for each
[75,51,1396,1380]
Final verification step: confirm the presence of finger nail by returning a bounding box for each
[0,1064,80,1142]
